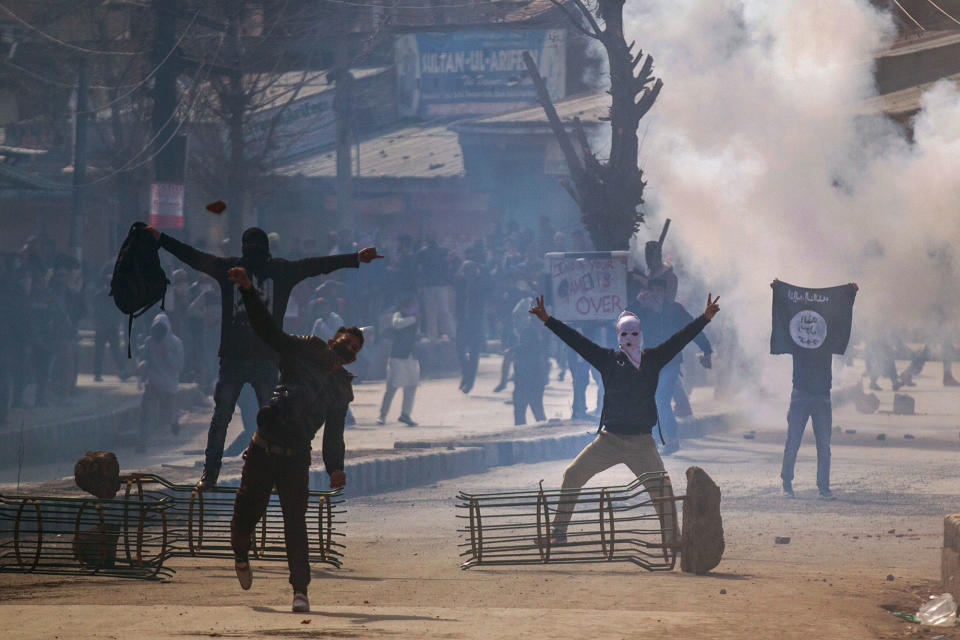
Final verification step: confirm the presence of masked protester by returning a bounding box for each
[225,267,361,614]
[528,293,720,545]
[146,225,383,489]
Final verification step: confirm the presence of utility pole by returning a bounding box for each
[333,22,353,230]
[69,58,89,263]
[225,12,246,254]
[151,0,179,182]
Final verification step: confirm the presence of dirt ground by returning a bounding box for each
[3,427,960,639]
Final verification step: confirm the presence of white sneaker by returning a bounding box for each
[235,560,252,590]
[292,591,310,612]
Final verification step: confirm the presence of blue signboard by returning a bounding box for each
[395,29,566,118]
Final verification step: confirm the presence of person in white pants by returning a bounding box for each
[378,299,420,426]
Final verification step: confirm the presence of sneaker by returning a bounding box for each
[398,414,417,426]
[196,469,218,491]
[782,481,795,498]
[375,417,385,425]
[94,375,103,382]
[292,591,310,613]
[818,489,836,500]
[493,383,506,393]
[235,560,252,590]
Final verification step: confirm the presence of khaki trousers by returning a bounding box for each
[552,431,678,543]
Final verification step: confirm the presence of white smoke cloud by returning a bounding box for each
[610,0,960,392]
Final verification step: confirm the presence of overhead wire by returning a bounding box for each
[892,0,928,30]
[924,0,960,26]
[0,1,137,55]
[79,31,226,187]
[77,8,201,115]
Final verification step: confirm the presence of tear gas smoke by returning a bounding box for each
[609,1,960,395]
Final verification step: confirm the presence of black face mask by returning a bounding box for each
[332,341,357,364]
[241,243,270,271]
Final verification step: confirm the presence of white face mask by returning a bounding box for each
[617,312,644,368]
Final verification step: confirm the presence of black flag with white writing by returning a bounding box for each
[770,281,856,355]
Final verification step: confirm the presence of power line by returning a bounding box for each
[0,1,137,56]
[77,8,201,115]
[893,0,927,30]
[925,0,960,26]
[80,32,226,187]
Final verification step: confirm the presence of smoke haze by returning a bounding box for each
[612,0,960,391]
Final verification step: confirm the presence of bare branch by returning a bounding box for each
[635,78,663,120]
[547,0,601,39]
[570,0,604,38]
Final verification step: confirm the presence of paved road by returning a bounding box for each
[2,362,959,638]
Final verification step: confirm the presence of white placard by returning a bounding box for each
[547,251,630,322]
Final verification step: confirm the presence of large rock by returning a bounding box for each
[74,451,121,499]
[942,514,960,603]
[680,466,725,575]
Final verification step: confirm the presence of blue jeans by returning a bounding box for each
[654,364,681,443]
[204,358,278,475]
[780,388,832,492]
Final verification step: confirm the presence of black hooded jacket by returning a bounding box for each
[546,314,710,435]
[240,286,352,471]
[159,233,359,361]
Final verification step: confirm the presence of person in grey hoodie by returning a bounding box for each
[137,313,184,452]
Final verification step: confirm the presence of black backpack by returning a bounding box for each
[109,222,170,357]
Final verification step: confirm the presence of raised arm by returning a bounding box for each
[648,294,719,369]
[232,268,300,355]
[148,226,227,280]
[529,295,610,371]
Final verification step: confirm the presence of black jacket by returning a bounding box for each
[241,287,352,472]
[160,233,358,361]
[546,314,710,435]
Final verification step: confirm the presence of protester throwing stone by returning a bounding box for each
[226,266,364,613]
[146,224,382,489]
[529,293,720,545]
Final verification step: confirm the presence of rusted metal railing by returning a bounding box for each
[457,472,683,571]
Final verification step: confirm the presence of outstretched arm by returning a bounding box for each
[231,267,300,356]
[648,294,719,369]
[147,225,226,280]
[288,247,382,284]
[529,294,610,371]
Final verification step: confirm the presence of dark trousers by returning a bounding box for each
[205,359,278,475]
[93,324,124,378]
[223,386,262,457]
[230,443,311,593]
[781,388,832,491]
[457,330,483,392]
[15,344,53,406]
[654,365,681,443]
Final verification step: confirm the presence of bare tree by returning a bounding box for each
[524,0,662,251]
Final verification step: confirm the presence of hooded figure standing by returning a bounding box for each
[137,313,184,451]
[529,293,720,545]
[146,225,383,488]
